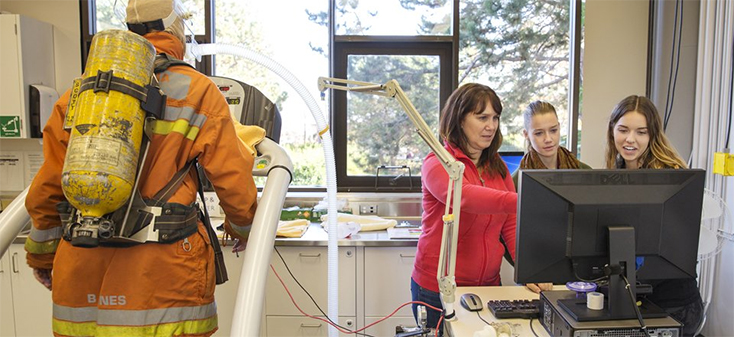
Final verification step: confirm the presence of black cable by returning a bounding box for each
[529,317,541,337]
[620,274,651,337]
[725,33,734,147]
[663,0,681,131]
[476,311,492,326]
[273,246,375,337]
[571,261,609,283]
[664,0,685,130]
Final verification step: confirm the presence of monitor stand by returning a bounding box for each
[562,226,668,321]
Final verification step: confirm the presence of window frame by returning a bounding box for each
[331,38,455,192]
[80,0,215,74]
[80,0,583,193]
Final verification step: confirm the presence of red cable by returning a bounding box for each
[269,264,445,336]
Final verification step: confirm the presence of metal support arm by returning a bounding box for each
[318,77,464,319]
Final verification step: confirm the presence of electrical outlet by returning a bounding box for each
[359,204,378,215]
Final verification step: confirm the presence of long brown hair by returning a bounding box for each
[439,83,506,177]
[604,95,687,169]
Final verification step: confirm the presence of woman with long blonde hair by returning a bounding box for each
[605,95,701,337]
[512,101,592,186]
[605,95,686,169]
[510,100,592,294]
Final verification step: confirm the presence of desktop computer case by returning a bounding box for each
[540,290,680,337]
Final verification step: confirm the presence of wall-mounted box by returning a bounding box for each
[0,14,55,139]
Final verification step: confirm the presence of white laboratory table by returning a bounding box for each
[445,285,562,337]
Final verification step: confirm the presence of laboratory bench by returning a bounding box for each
[272,222,419,247]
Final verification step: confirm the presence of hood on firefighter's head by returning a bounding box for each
[126,0,191,53]
[126,0,177,24]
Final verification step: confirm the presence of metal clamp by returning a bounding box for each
[92,70,114,93]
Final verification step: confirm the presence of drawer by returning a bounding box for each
[266,246,357,316]
[265,315,357,337]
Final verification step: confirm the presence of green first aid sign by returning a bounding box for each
[0,116,21,137]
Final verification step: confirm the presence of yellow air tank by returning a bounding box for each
[61,30,156,245]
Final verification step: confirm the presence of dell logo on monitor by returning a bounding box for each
[600,173,632,185]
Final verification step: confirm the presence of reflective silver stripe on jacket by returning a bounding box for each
[229,220,252,238]
[163,105,207,128]
[53,302,217,325]
[29,226,63,242]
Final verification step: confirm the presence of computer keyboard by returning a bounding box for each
[486,299,541,319]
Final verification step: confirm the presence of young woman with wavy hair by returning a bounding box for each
[605,95,701,337]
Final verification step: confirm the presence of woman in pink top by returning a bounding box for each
[411,83,517,334]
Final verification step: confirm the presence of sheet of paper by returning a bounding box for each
[24,151,44,186]
[387,226,422,239]
[0,151,25,191]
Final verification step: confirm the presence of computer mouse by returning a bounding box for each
[460,293,483,312]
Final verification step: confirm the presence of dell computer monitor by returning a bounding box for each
[514,169,705,321]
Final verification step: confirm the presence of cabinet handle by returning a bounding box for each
[12,252,19,273]
[298,253,321,258]
[300,323,323,328]
[399,254,416,258]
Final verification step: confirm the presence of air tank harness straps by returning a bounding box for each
[154,53,195,74]
[60,158,199,245]
[59,156,229,284]
[77,69,166,120]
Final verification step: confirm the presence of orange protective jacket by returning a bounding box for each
[24,32,257,337]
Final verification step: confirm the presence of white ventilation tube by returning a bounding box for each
[0,186,30,259]
[195,43,340,337]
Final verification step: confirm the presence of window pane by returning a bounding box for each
[458,0,571,152]
[578,0,586,155]
[346,55,440,178]
[215,0,329,188]
[95,0,126,32]
[336,0,452,36]
[94,0,204,34]
[180,0,205,35]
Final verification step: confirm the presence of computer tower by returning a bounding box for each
[540,290,681,337]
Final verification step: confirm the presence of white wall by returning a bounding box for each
[0,0,81,92]
[649,0,699,162]
[0,0,80,196]
[580,0,650,168]
[704,225,734,336]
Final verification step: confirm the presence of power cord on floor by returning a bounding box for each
[272,246,374,337]
[272,246,445,336]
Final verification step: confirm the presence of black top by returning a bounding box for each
[643,278,700,308]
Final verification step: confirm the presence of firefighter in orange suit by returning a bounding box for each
[24,0,258,335]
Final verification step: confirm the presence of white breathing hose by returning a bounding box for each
[195,43,340,337]
[0,186,30,259]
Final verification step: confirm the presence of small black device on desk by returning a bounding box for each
[487,299,540,319]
